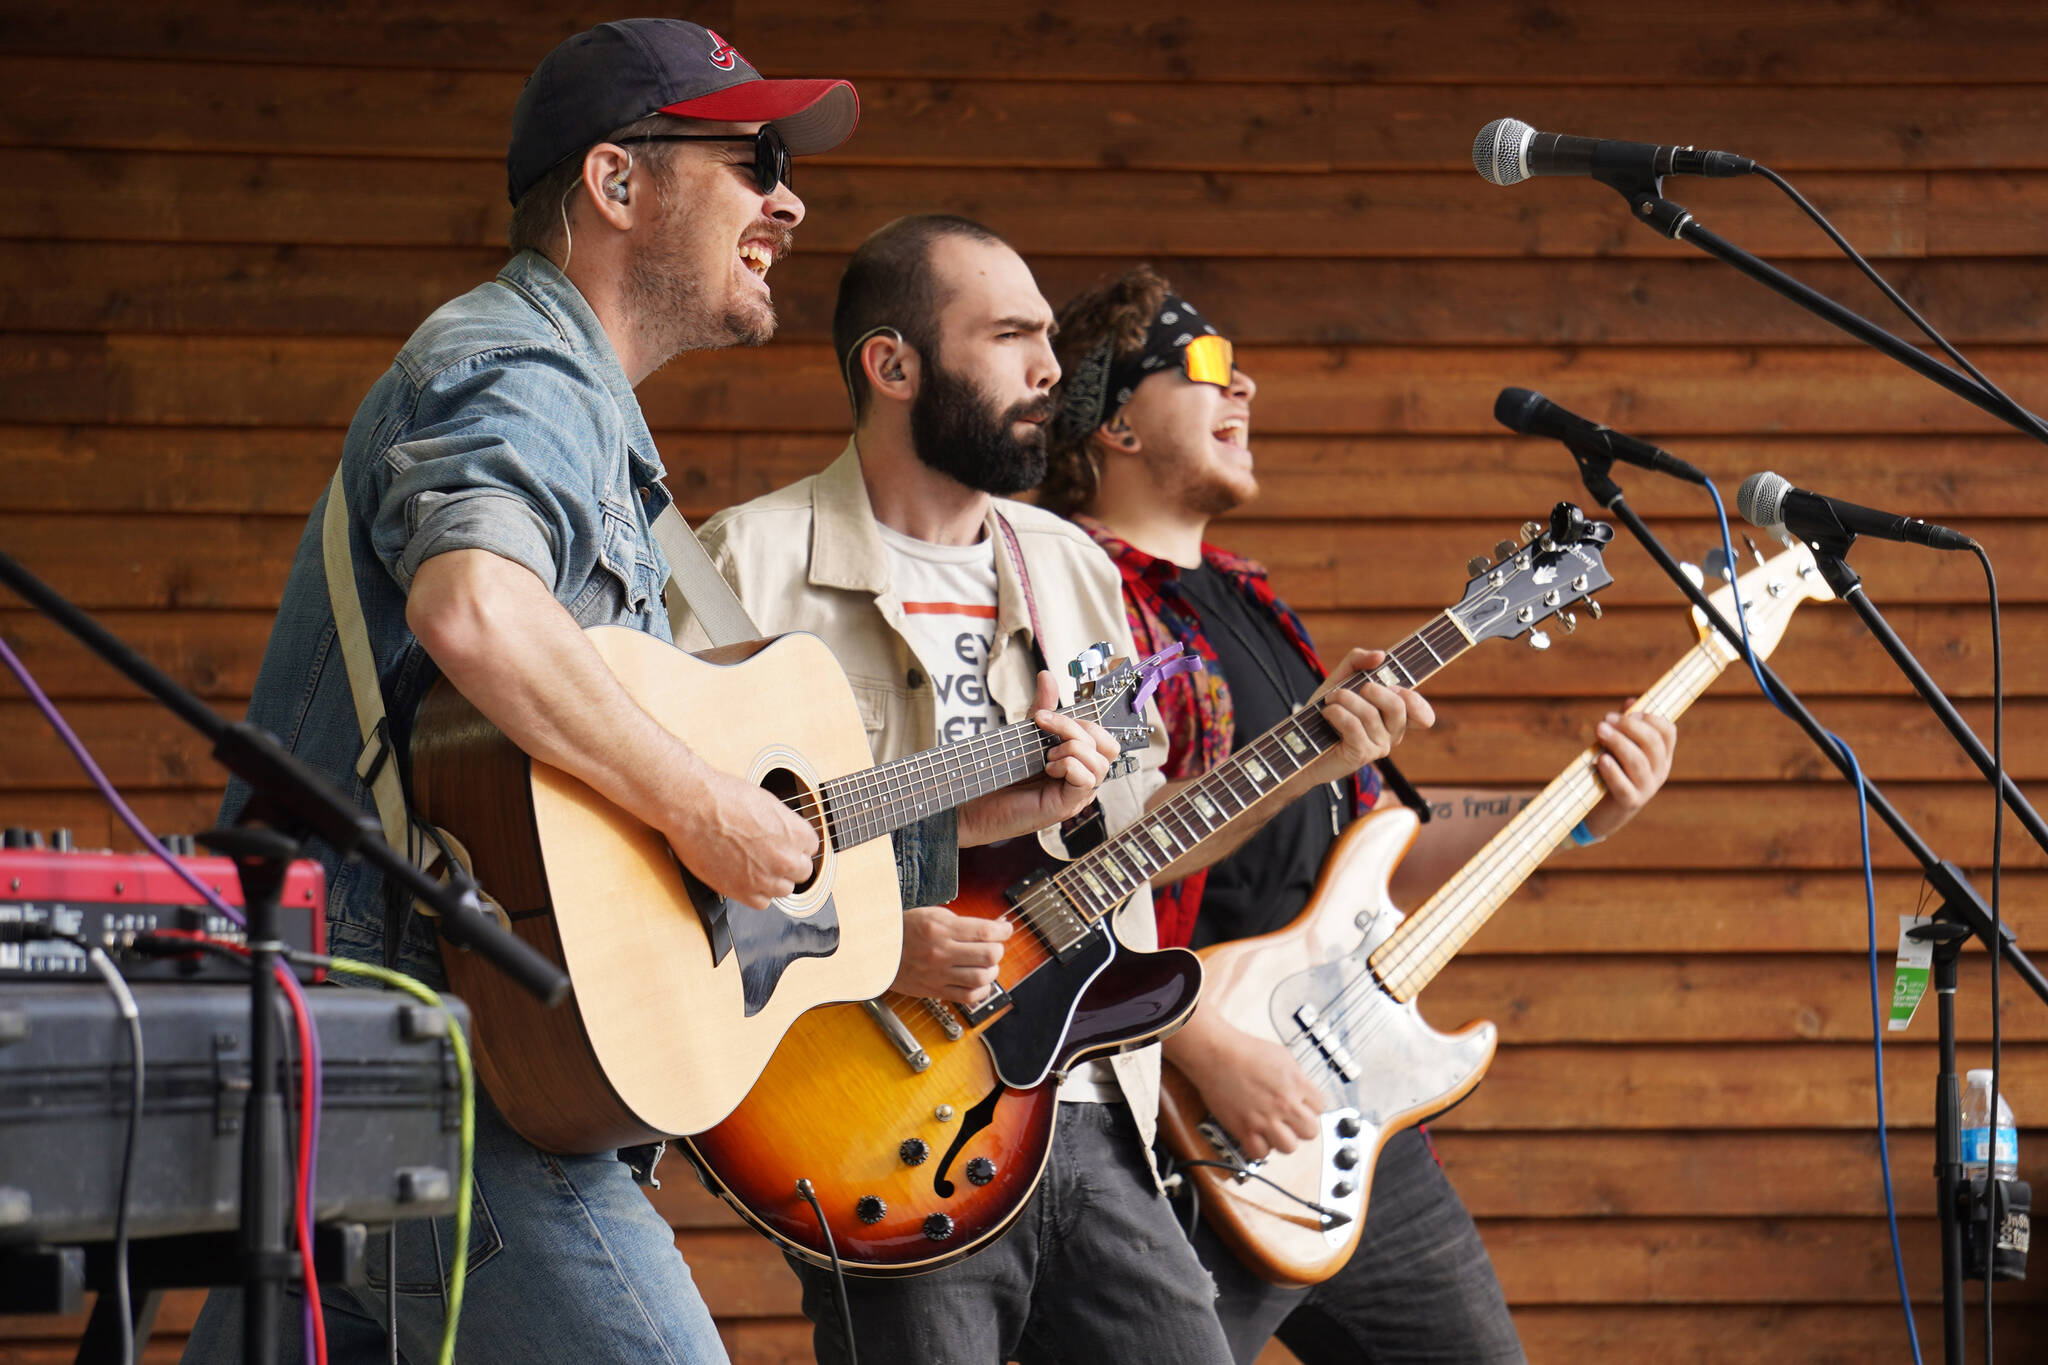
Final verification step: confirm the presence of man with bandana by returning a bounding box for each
[685,217,1429,1364]
[1041,264,1677,1365]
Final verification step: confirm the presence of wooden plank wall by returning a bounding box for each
[2,1,2045,1360]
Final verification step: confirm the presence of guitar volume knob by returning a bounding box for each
[922,1212,955,1241]
[899,1138,930,1166]
[855,1196,886,1224]
[1333,1145,1361,1171]
[1335,1116,1362,1139]
[965,1156,997,1187]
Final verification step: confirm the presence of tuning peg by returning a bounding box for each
[1067,642,1113,685]
[1527,630,1551,650]
[1493,540,1518,560]
[1467,555,1491,577]
[1558,611,1577,634]
[1585,599,1603,620]
[1703,547,1736,582]
[1679,561,1704,589]
[1742,533,1767,567]
[1520,520,1544,543]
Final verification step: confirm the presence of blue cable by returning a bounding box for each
[1704,478,1922,1364]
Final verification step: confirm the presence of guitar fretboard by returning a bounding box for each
[818,697,1109,850]
[1368,634,1730,1002]
[1007,614,1474,955]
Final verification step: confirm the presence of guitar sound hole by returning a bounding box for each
[761,766,826,895]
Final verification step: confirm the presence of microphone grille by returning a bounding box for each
[1737,469,1792,529]
[1473,118,1535,186]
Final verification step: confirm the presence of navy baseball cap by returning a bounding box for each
[507,19,858,204]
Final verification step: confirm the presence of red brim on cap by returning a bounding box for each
[660,78,859,156]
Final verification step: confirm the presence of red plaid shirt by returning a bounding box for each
[1074,515,1380,948]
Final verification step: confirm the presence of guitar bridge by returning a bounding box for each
[1196,1116,1261,1180]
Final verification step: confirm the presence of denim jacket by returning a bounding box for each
[228,251,674,983]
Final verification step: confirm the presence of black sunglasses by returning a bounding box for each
[615,124,792,196]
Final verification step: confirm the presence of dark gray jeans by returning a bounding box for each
[791,1101,1235,1365]
[1194,1128,1525,1365]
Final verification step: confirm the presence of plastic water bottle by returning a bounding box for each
[1961,1068,2018,1181]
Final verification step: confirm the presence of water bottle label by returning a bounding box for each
[1961,1127,2017,1167]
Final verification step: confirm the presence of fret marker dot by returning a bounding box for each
[1244,758,1269,782]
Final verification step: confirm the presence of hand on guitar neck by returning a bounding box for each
[957,670,1127,848]
[1148,646,1436,888]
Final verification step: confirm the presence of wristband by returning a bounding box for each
[1569,819,1605,848]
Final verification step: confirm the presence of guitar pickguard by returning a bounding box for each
[685,870,842,1018]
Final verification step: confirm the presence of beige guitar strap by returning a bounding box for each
[320,466,417,866]
[320,472,759,868]
[651,502,760,647]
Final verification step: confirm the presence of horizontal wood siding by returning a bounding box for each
[0,2,2041,1360]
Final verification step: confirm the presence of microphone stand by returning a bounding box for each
[0,547,570,1364]
[1557,448,2045,1365]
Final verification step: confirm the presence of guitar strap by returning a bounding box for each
[651,501,760,647]
[320,471,762,968]
[992,509,1050,672]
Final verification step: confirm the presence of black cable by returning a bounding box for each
[1973,543,2005,1365]
[794,1179,858,1365]
[386,1222,400,1365]
[1754,164,2048,447]
[1170,1158,1352,1227]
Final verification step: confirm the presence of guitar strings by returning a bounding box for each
[834,608,1474,1065]
[964,615,1478,998]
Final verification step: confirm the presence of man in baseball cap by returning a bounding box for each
[180,21,854,1364]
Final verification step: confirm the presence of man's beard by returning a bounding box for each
[909,355,1052,496]
[625,195,782,362]
[1144,437,1258,519]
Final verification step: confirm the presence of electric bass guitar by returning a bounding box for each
[685,504,1616,1273]
[409,627,1160,1152]
[1158,542,1832,1286]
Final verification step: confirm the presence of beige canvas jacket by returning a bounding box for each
[685,440,1172,1148]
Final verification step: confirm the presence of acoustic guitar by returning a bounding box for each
[1157,542,1832,1285]
[409,626,1162,1152]
[684,503,1616,1273]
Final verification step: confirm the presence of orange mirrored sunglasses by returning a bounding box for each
[1180,334,1236,387]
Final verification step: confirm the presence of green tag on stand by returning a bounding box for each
[1889,914,1934,1033]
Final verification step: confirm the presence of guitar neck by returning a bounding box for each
[819,699,1109,849]
[1368,634,1731,1002]
[1014,614,1476,952]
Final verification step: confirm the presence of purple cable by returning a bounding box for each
[0,634,325,1358]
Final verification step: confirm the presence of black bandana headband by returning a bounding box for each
[1052,292,1220,445]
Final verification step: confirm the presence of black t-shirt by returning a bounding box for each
[1171,563,1345,948]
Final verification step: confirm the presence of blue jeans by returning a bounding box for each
[791,1101,1235,1365]
[180,1087,728,1364]
[1194,1128,1524,1365]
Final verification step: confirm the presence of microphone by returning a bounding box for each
[1494,388,1707,484]
[1737,470,1975,551]
[1473,117,1755,187]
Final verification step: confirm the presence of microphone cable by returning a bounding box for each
[1970,543,2006,1365]
[1749,164,2048,449]
[1700,480,1924,1365]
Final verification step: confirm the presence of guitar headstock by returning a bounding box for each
[1450,502,1617,650]
[1696,538,1835,664]
[1071,642,1201,771]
